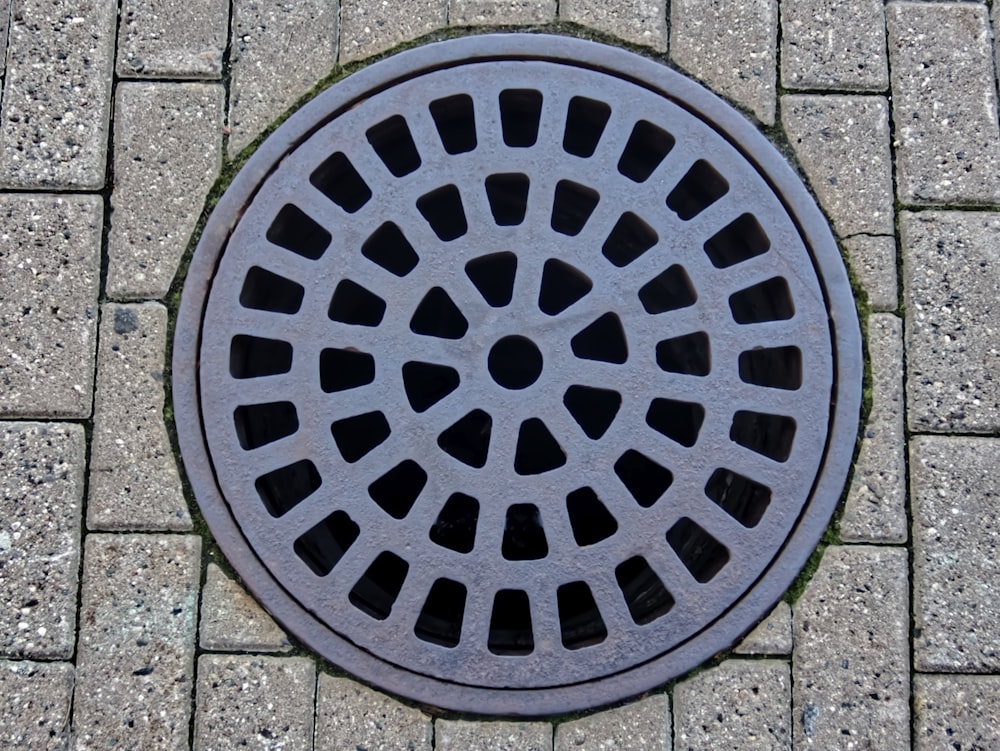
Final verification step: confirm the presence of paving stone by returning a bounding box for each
[844,234,898,312]
[674,660,791,750]
[0,0,116,189]
[0,424,83,660]
[914,674,1000,751]
[0,660,74,750]
[841,314,907,544]
[73,534,201,751]
[780,95,893,237]
[117,0,228,78]
[670,0,777,124]
[901,211,1000,433]
[888,2,1000,205]
[792,546,909,750]
[108,83,224,300]
[780,0,888,91]
[228,0,337,156]
[199,563,291,652]
[194,655,315,751]
[912,436,1000,672]
[436,719,552,751]
[734,601,793,655]
[560,0,667,51]
[451,0,555,25]
[0,0,10,77]
[555,695,669,750]
[87,303,190,531]
[339,0,446,64]
[314,674,432,751]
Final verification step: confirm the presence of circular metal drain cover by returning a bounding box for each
[174,34,861,715]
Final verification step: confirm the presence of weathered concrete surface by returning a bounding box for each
[734,601,793,656]
[314,674,433,751]
[0,660,74,750]
[555,695,669,750]
[340,0,446,64]
[561,0,667,51]
[117,0,228,78]
[199,564,291,652]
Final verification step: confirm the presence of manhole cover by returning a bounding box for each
[174,34,861,715]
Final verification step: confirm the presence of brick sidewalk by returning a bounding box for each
[1,1,999,749]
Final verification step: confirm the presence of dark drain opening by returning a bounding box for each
[349,551,409,620]
[489,589,534,655]
[415,578,467,647]
[294,510,360,577]
[563,96,611,158]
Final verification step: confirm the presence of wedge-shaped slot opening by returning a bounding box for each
[602,212,658,267]
[429,492,479,553]
[330,411,390,463]
[328,280,386,327]
[704,213,770,268]
[294,510,359,576]
[266,203,331,260]
[558,581,608,650]
[563,385,621,440]
[239,266,304,314]
[500,89,543,147]
[615,556,675,624]
[309,152,371,213]
[485,173,529,226]
[417,185,468,241]
[230,335,292,379]
[563,96,612,157]
[705,468,771,528]
[514,418,566,475]
[667,159,729,220]
[488,589,533,655]
[638,265,696,314]
[234,401,298,450]
[319,348,374,393]
[366,114,421,177]
[409,287,468,339]
[739,346,802,390]
[402,361,460,412]
[646,398,705,448]
[349,551,409,620]
[566,487,618,546]
[438,409,492,468]
[415,578,467,648]
[571,312,628,364]
[551,180,600,236]
[502,503,548,560]
[656,331,711,376]
[730,410,796,462]
[539,259,592,316]
[256,459,321,517]
[465,252,517,307]
[429,93,477,154]
[617,120,675,182]
[667,517,730,583]
[368,460,427,520]
[614,450,674,508]
[362,222,418,277]
[729,277,795,324]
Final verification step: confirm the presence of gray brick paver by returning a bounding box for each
[734,601,793,656]
[843,234,898,312]
[554,695,669,750]
[915,675,1000,751]
[199,563,291,652]
[339,0,446,64]
[560,0,667,51]
[117,0,228,78]
[0,660,74,750]
[436,719,552,751]
[451,0,555,26]
[314,674,432,751]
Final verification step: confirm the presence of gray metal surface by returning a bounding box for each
[173,34,862,715]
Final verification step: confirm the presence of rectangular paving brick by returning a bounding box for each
[73,534,201,751]
[734,601,793,656]
[315,674,432,751]
[901,211,1000,433]
[117,0,228,78]
[340,0,446,64]
[888,2,1000,205]
[451,0,555,25]
[0,424,84,660]
[436,720,552,751]
[0,0,116,189]
[199,563,291,652]
[0,195,102,418]
[555,695,669,750]
[915,675,1000,751]
[560,0,667,51]
[108,82,224,300]
[0,0,9,77]
[844,234,898,312]
[0,660,74,749]
[88,303,191,531]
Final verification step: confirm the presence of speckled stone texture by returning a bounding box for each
[0,195,102,419]
[451,0,554,25]
[108,83,224,300]
[554,695,669,750]
[0,424,83,660]
[117,0,228,78]
[781,0,888,91]
[734,601,793,656]
[915,675,1000,751]
[73,534,201,751]
[88,303,190,531]
[560,0,667,51]
[912,436,1000,672]
[199,564,290,652]
[888,2,1000,205]
[339,0,446,64]
[0,660,74,750]
[314,674,432,751]
[0,0,8,77]
[436,720,553,751]
[194,655,315,751]
[670,0,777,124]
[793,546,909,749]
[901,211,1000,433]
[228,0,337,156]
[0,0,116,189]
[844,234,898,312]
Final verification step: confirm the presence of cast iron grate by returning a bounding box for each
[174,34,861,716]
